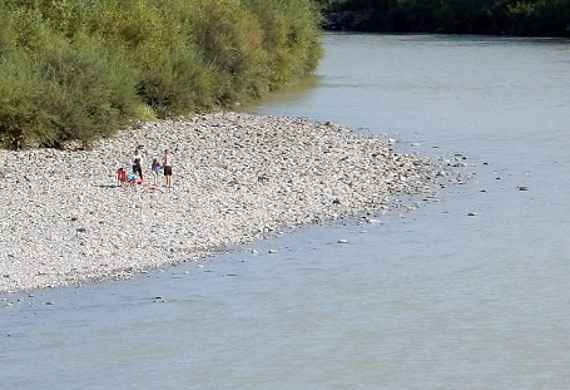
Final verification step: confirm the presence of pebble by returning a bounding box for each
[337,239,349,244]
[467,212,477,217]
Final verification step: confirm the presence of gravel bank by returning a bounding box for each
[1,112,441,292]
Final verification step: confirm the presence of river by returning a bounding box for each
[3,33,570,389]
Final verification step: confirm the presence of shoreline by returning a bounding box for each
[1,112,448,293]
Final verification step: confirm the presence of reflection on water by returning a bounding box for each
[3,33,570,389]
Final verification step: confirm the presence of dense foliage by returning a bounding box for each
[318,0,570,36]
[0,0,321,148]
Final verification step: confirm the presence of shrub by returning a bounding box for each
[135,42,217,117]
[0,52,48,148]
[246,0,323,89]
[0,35,139,147]
[36,36,140,146]
[0,0,322,148]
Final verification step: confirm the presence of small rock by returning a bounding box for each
[45,301,54,306]
[467,212,477,217]
[517,186,528,191]
[76,227,87,233]
[268,249,278,254]
[337,239,349,244]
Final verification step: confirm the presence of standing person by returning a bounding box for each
[133,147,143,182]
[151,158,161,187]
[163,149,173,189]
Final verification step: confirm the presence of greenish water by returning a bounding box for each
[3,33,570,389]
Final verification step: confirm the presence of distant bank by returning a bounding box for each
[317,0,570,37]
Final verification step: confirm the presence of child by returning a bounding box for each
[151,158,161,186]
[128,171,138,185]
[116,167,128,187]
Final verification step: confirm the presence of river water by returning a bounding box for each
[3,33,570,389]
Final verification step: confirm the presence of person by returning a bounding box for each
[163,149,173,189]
[128,172,138,186]
[116,167,128,187]
[132,147,143,182]
[151,158,161,186]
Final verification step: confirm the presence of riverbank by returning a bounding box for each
[318,1,570,37]
[0,112,446,293]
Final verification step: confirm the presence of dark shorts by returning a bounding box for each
[164,166,172,176]
[133,163,143,178]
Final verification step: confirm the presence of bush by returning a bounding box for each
[135,42,217,117]
[0,0,322,148]
[246,0,323,89]
[0,52,47,148]
[0,35,139,147]
[37,37,140,146]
